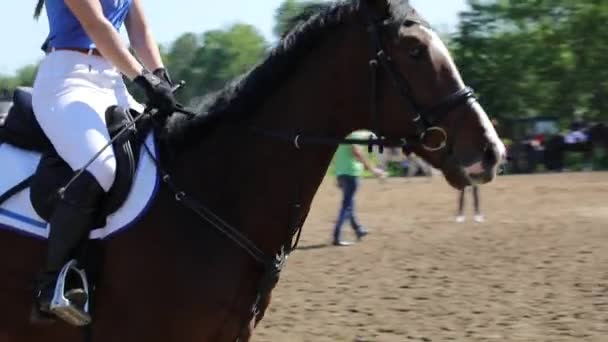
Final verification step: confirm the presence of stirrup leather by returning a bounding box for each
[50,259,92,326]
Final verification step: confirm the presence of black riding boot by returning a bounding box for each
[35,171,104,314]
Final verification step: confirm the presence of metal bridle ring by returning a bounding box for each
[421,126,448,152]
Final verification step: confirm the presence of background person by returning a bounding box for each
[455,185,484,223]
[332,130,387,246]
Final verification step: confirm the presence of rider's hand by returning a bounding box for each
[153,67,173,86]
[133,69,177,118]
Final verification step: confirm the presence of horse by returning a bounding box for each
[0,0,505,341]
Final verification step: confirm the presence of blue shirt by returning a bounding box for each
[45,0,132,50]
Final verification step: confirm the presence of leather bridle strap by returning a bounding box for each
[359,0,426,141]
[141,141,302,339]
[423,86,476,124]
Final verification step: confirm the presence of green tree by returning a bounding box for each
[0,76,19,92]
[165,24,267,103]
[165,33,200,86]
[15,64,38,87]
[0,64,39,91]
[273,0,329,38]
[195,24,266,89]
[452,0,608,122]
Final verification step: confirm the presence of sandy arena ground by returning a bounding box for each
[254,172,608,342]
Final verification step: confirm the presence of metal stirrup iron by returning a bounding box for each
[50,259,92,326]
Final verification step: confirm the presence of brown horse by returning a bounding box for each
[0,1,504,341]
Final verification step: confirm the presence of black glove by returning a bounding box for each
[133,69,177,117]
[153,67,173,86]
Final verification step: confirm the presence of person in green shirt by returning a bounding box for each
[333,131,386,246]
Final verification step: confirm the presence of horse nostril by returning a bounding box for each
[482,144,498,167]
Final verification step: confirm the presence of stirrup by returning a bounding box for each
[50,259,92,326]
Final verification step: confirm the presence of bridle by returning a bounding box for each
[361,4,476,154]
[254,1,478,156]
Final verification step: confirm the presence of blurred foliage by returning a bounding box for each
[274,0,329,37]
[0,64,38,91]
[452,0,608,124]
[170,24,268,103]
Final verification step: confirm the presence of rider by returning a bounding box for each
[32,0,177,318]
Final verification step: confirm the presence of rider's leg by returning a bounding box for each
[36,171,104,312]
[31,52,121,312]
[32,122,114,312]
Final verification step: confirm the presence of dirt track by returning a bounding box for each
[255,172,608,342]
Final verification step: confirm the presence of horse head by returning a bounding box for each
[356,0,506,189]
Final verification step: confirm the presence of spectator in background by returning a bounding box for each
[332,130,386,246]
[454,118,502,224]
[404,152,433,179]
[565,120,589,144]
[453,117,506,223]
[455,185,484,223]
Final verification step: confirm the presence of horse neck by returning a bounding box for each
[171,23,370,254]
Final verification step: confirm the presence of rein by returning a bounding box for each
[141,139,303,339]
[249,126,394,153]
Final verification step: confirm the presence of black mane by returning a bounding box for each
[163,0,416,150]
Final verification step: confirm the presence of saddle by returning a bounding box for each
[0,87,151,222]
[0,87,152,326]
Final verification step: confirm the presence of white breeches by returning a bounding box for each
[32,50,143,192]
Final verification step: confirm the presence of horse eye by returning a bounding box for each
[403,19,416,28]
[409,46,424,59]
